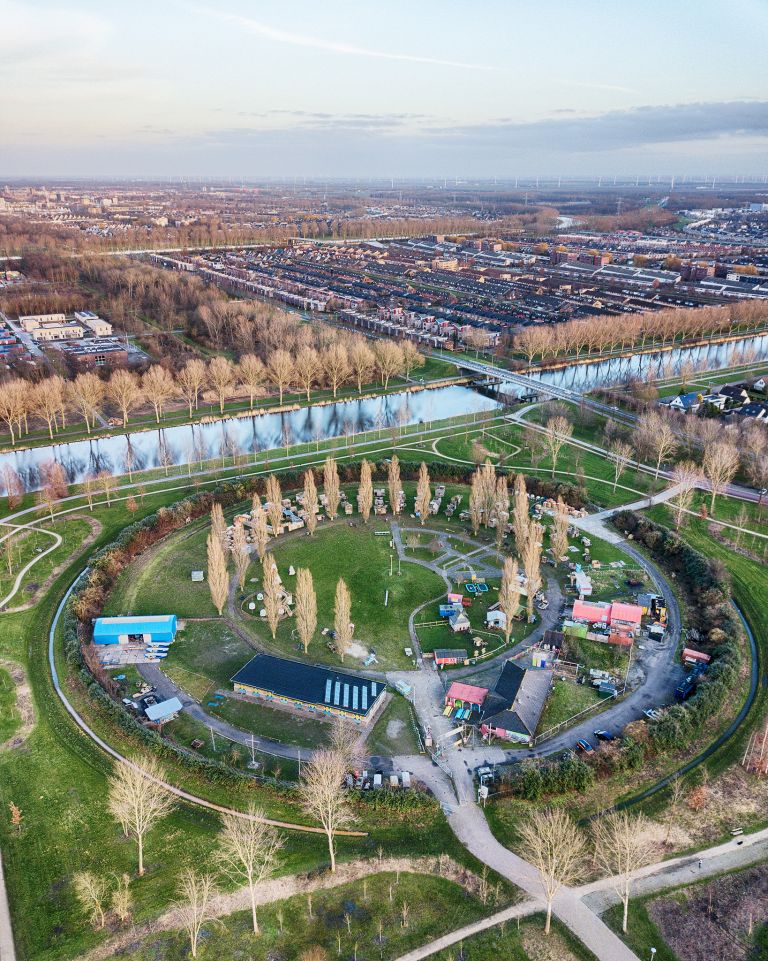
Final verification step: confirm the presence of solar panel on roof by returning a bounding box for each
[352,687,359,710]
[371,683,377,695]
[324,679,332,704]
[362,688,368,710]
[343,684,350,708]
[334,681,341,706]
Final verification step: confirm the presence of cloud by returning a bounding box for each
[202,7,493,71]
[431,99,768,153]
[0,0,108,68]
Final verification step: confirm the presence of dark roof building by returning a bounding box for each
[231,653,386,724]
[480,661,553,744]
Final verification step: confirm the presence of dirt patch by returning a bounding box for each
[347,641,369,660]
[0,658,35,749]
[521,925,584,961]
[648,864,768,961]
[386,719,405,738]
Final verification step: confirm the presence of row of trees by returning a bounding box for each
[80,719,360,954]
[511,300,767,365]
[0,336,423,446]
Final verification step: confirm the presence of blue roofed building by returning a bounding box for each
[93,615,177,659]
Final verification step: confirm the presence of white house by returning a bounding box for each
[486,610,507,630]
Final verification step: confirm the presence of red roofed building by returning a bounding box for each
[572,599,611,626]
[445,682,489,712]
[610,602,643,630]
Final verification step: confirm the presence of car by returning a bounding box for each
[575,738,594,754]
[593,730,614,742]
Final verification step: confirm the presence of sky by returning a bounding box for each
[2,0,768,178]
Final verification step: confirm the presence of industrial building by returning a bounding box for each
[92,615,177,660]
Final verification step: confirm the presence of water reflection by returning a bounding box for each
[1,385,499,492]
[526,334,768,393]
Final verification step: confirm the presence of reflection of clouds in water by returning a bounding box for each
[0,385,498,492]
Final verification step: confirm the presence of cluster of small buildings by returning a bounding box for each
[659,377,768,422]
[443,658,553,745]
[8,310,133,370]
[18,311,113,341]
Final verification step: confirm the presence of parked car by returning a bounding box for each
[576,738,594,754]
[593,730,614,742]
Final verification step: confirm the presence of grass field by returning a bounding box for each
[109,871,498,961]
[0,666,21,743]
[209,695,332,750]
[249,524,446,669]
[536,677,602,735]
[433,915,599,961]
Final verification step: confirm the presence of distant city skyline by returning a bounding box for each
[3,0,768,177]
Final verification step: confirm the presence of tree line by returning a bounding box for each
[510,300,767,365]
[0,337,424,446]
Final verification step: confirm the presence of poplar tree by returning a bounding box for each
[324,456,341,520]
[387,454,402,517]
[262,556,281,639]
[295,568,317,655]
[265,475,283,536]
[415,462,431,525]
[334,578,353,662]
[499,556,521,645]
[230,522,251,590]
[303,469,319,535]
[207,530,229,615]
[357,459,373,522]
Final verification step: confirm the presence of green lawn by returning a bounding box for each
[208,695,332,751]
[0,667,21,743]
[537,677,602,735]
[163,620,255,695]
[247,524,446,669]
[366,695,422,756]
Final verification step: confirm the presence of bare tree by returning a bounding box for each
[670,460,700,530]
[208,356,236,414]
[494,474,510,548]
[301,469,318,535]
[294,347,321,403]
[322,343,350,398]
[177,359,207,417]
[498,556,521,645]
[207,529,229,615]
[349,339,375,394]
[607,440,633,492]
[265,474,283,535]
[107,369,143,428]
[0,381,28,444]
[68,373,104,435]
[334,577,353,662]
[219,803,283,934]
[107,756,175,876]
[592,811,657,934]
[142,366,176,424]
[634,411,677,479]
[401,341,425,378]
[73,872,110,929]
[387,454,402,517]
[262,555,281,639]
[374,341,405,389]
[230,521,251,590]
[357,459,373,522]
[110,874,133,926]
[267,349,294,405]
[238,353,265,409]
[543,416,573,479]
[32,376,66,438]
[469,471,482,534]
[324,456,341,519]
[549,497,569,563]
[175,869,217,959]
[517,809,588,935]
[703,441,740,512]
[296,567,317,655]
[97,469,116,506]
[522,522,544,621]
[300,721,357,872]
[415,461,431,525]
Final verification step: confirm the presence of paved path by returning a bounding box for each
[0,850,16,961]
